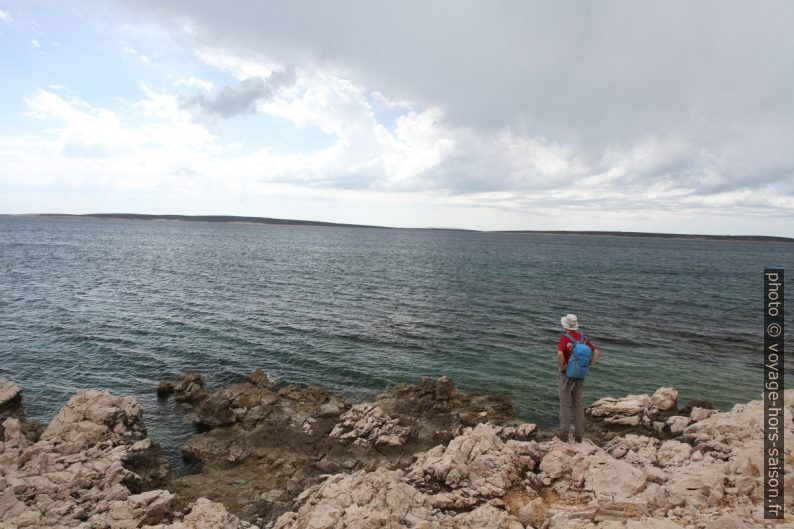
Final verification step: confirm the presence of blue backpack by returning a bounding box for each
[564,332,592,379]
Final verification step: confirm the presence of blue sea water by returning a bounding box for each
[1,216,791,472]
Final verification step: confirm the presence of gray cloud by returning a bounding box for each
[185,67,295,119]
[112,0,794,208]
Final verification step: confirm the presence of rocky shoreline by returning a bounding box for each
[1,372,792,528]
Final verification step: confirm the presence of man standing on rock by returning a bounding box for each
[556,313,600,443]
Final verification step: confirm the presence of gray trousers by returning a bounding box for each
[558,371,584,438]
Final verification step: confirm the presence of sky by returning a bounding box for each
[0,1,793,235]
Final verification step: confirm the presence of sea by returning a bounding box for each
[1,215,791,473]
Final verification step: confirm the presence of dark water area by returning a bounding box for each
[1,216,791,473]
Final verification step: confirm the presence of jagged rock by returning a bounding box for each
[180,370,350,430]
[538,439,647,504]
[496,422,539,441]
[407,423,537,507]
[665,415,691,434]
[663,460,727,507]
[704,513,757,529]
[656,439,692,467]
[271,467,526,529]
[41,389,148,451]
[249,368,271,388]
[376,375,515,446]
[157,371,208,402]
[517,497,547,527]
[585,387,679,440]
[271,467,435,529]
[0,388,171,529]
[168,374,515,525]
[9,377,788,529]
[651,387,678,412]
[604,434,659,466]
[0,380,41,445]
[143,497,256,528]
[0,380,23,422]
[690,406,717,422]
[329,403,410,448]
[434,375,459,400]
[122,438,172,491]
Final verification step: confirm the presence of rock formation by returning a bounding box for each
[158,370,520,524]
[3,375,793,529]
[0,385,172,528]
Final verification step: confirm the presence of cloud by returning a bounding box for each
[184,67,296,119]
[173,76,214,91]
[0,9,11,22]
[103,3,794,205]
[3,1,793,233]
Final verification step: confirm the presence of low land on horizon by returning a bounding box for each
[10,213,794,242]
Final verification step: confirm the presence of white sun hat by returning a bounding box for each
[561,313,579,330]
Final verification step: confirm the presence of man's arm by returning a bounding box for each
[557,349,566,371]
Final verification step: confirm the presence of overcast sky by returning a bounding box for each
[1,1,793,234]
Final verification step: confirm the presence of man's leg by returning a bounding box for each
[558,372,572,439]
[572,379,584,441]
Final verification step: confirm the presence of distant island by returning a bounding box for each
[18,213,794,242]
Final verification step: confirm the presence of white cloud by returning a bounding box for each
[7,69,792,230]
[0,9,11,22]
[3,5,793,235]
[173,76,214,91]
[87,0,794,233]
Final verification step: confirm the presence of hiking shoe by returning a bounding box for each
[575,436,583,443]
[555,431,569,442]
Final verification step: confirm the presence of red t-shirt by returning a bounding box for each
[557,330,596,364]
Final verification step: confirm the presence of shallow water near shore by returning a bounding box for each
[1,216,792,474]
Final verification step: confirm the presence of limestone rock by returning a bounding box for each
[40,389,148,451]
[585,387,681,440]
[651,387,678,412]
[157,371,208,402]
[0,380,23,422]
[249,368,271,388]
[0,388,171,529]
[329,403,410,448]
[665,415,692,435]
[143,497,257,529]
[704,513,757,529]
[517,497,547,527]
[408,423,534,506]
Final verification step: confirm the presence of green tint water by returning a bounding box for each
[1,216,791,472]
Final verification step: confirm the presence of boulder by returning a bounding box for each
[408,423,536,507]
[143,497,256,529]
[585,387,679,440]
[0,388,171,528]
[157,371,208,402]
[329,403,410,448]
[0,380,23,421]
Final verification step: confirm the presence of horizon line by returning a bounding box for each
[4,212,793,242]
